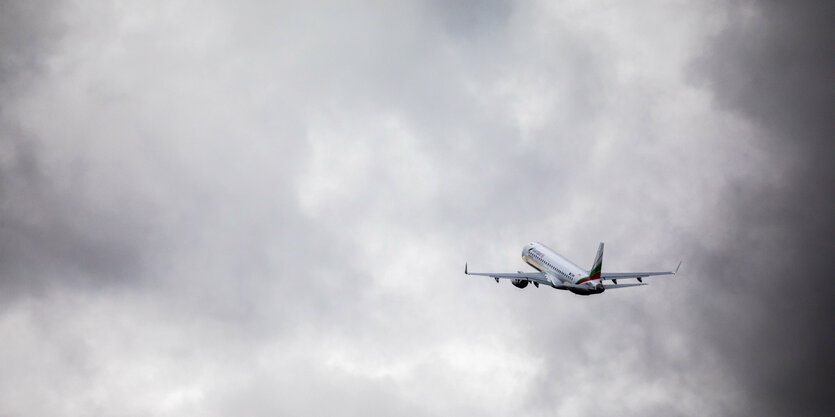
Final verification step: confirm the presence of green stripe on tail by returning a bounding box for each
[577,242,604,284]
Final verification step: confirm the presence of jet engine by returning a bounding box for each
[511,279,529,289]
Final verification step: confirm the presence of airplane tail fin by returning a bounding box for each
[589,242,604,281]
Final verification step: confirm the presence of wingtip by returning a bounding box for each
[674,260,682,275]
[464,262,468,275]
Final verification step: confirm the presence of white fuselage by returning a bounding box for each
[521,242,595,288]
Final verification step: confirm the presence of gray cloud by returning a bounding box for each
[687,1,835,415]
[0,1,831,416]
[0,0,149,302]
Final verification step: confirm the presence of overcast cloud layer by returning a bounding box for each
[1,1,832,416]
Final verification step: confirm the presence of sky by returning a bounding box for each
[1,1,833,416]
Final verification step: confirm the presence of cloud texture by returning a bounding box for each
[1,1,832,416]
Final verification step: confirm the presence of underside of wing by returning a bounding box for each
[602,283,647,290]
[464,264,550,286]
[601,271,673,279]
[600,261,681,282]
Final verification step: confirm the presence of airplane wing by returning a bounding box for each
[464,263,551,286]
[602,283,647,290]
[600,261,681,283]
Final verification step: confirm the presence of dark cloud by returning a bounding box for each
[0,0,63,87]
[0,0,149,301]
[0,140,146,296]
[428,0,513,38]
[689,0,835,415]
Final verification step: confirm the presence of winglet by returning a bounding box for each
[465,262,468,275]
[674,261,682,275]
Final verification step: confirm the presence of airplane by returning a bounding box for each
[465,242,680,296]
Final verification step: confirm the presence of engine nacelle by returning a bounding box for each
[512,279,529,289]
